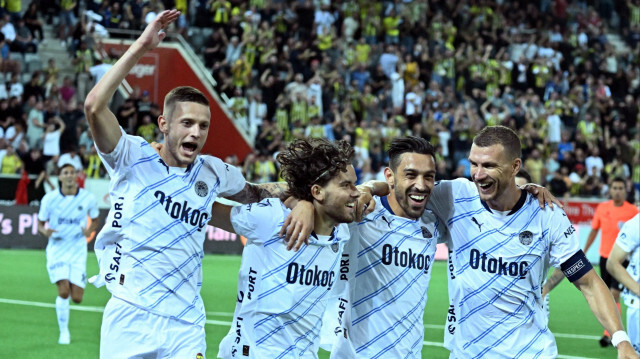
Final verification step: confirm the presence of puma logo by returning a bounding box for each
[382,216,394,228]
[472,217,483,232]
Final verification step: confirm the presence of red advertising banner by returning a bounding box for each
[562,199,600,224]
[102,41,252,161]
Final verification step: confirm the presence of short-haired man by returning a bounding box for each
[428,126,637,357]
[584,176,639,346]
[84,10,303,358]
[37,162,99,344]
[322,136,448,358]
[212,138,360,358]
[607,214,640,354]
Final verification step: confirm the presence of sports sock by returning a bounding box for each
[56,296,70,333]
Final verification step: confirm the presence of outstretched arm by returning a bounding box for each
[574,270,638,358]
[84,10,180,154]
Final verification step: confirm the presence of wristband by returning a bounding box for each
[611,331,630,348]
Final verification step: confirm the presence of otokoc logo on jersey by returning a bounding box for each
[154,190,209,231]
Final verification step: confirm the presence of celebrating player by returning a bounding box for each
[607,213,640,353]
[37,162,99,345]
[322,136,447,358]
[211,138,360,358]
[84,10,306,358]
[427,126,637,358]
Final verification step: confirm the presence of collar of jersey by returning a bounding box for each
[59,187,80,197]
[309,226,337,243]
[157,157,195,175]
[380,195,395,215]
[480,189,527,216]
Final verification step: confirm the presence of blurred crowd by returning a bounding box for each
[0,0,639,204]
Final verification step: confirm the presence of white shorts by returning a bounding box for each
[47,261,86,288]
[628,305,639,353]
[100,296,206,359]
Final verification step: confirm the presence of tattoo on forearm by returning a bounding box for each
[231,182,288,204]
[547,270,565,291]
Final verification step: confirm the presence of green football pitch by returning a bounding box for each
[0,249,626,358]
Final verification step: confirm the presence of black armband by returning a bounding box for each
[560,250,593,282]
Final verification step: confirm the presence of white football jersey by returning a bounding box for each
[218,199,349,359]
[38,188,99,265]
[322,195,445,359]
[428,179,580,358]
[615,213,640,309]
[94,129,245,326]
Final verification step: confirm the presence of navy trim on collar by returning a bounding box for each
[59,187,80,197]
[380,196,395,215]
[310,227,337,241]
[481,189,527,215]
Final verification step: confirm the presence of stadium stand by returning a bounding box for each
[0,0,637,205]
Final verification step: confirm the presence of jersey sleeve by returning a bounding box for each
[37,193,51,222]
[591,203,603,230]
[87,193,100,219]
[206,156,247,198]
[96,127,141,176]
[548,209,581,268]
[615,214,640,254]
[230,198,284,245]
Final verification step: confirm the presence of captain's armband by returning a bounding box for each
[560,250,593,282]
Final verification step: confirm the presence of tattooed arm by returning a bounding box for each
[224,182,288,204]
[542,268,565,297]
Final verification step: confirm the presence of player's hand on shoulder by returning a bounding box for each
[356,189,375,222]
[520,183,564,210]
[280,200,314,252]
[150,141,163,155]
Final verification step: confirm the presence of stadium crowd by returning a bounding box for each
[0,0,638,204]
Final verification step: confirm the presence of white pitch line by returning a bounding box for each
[0,297,603,357]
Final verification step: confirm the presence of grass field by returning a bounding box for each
[0,249,626,358]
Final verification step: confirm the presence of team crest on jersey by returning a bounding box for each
[194,181,208,197]
[331,242,339,253]
[421,226,432,238]
[519,230,533,245]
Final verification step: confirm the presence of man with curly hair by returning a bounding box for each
[211,138,361,358]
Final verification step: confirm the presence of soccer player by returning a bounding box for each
[322,136,447,358]
[583,176,639,346]
[427,126,637,357]
[607,213,640,353]
[84,10,305,358]
[212,138,360,358]
[37,162,99,345]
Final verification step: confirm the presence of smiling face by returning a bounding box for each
[469,143,521,209]
[159,101,211,167]
[316,165,360,225]
[58,165,77,190]
[385,152,436,219]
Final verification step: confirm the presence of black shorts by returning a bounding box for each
[599,256,628,291]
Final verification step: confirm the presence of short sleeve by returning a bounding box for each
[230,198,284,245]
[549,210,581,268]
[96,128,140,175]
[591,203,603,230]
[615,215,640,254]
[206,156,246,198]
[87,193,100,219]
[37,193,51,222]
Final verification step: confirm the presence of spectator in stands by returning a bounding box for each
[23,2,43,43]
[42,116,65,163]
[59,0,77,46]
[57,146,83,172]
[0,145,22,174]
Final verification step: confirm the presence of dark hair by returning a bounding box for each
[388,136,435,171]
[277,138,354,202]
[516,167,532,182]
[473,125,522,160]
[163,86,209,119]
[611,176,626,186]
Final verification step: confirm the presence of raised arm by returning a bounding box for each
[84,10,180,154]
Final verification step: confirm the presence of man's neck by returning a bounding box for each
[485,185,521,212]
[386,193,411,219]
[60,185,77,196]
[613,199,625,207]
[314,207,336,236]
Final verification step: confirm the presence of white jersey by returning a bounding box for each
[428,179,580,358]
[323,196,445,359]
[38,188,99,265]
[615,214,640,309]
[94,130,245,326]
[218,199,349,359]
